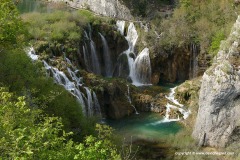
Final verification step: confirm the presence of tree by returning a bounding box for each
[0,0,25,51]
[0,87,76,159]
[74,124,121,160]
[0,87,121,159]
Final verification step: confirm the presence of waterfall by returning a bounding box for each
[27,47,38,60]
[130,48,152,86]
[116,20,125,35]
[90,40,101,75]
[85,87,94,116]
[99,33,113,77]
[116,21,152,86]
[26,46,102,117]
[126,85,139,114]
[162,87,190,123]
[125,22,138,52]
[93,92,102,117]
[84,87,102,117]
[82,45,89,69]
[149,87,190,125]
[82,25,101,75]
[42,60,86,109]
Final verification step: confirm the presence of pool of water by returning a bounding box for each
[106,112,182,141]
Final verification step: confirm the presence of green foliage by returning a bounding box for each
[0,88,121,159]
[22,11,82,43]
[74,124,121,160]
[0,48,96,141]
[209,31,225,56]
[0,87,76,159]
[0,0,26,49]
[158,0,239,52]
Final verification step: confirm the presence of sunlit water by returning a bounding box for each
[106,113,182,141]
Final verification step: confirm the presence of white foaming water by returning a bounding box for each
[27,47,38,61]
[116,20,125,36]
[116,21,152,86]
[150,87,191,125]
[131,48,152,86]
[163,87,190,123]
[28,48,102,117]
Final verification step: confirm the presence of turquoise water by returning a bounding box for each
[106,112,182,141]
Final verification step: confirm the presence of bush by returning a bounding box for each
[0,88,120,159]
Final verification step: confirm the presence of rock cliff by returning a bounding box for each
[192,16,240,147]
[50,0,133,20]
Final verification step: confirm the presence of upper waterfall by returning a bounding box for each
[130,48,152,86]
[116,20,125,36]
[116,20,152,86]
[126,22,138,52]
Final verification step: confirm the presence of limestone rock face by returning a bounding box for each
[52,0,133,20]
[192,16,240,147]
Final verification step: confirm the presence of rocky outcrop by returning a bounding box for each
[192,16,240,147]
[50,0,133,20]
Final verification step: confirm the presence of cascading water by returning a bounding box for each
[131,48,151,85]
[93,92,102,117]
[90,40,101,75]
[116,20,125,36]
[85,87,94,116]
[27,47,101,117]
[82,26,101,75]
[150,87,190,125]
[163,87,190,122]
[84,87,102,117]
[82,45,89,69]
[43,60,86,113]
[27,47,38,60]
[99,33,113,77]
[126,85,139,114]
[116,21,152,86]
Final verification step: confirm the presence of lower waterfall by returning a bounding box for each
[162,87,190,123]
[126,85,139,114]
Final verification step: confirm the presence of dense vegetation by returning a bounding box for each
[0,87,120,159]
[155,0,240,55]
[1,0,240,159]
[0,1,122,159]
